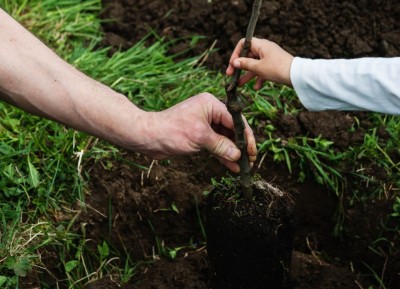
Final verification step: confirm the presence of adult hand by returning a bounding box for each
[226,38,294,89]
[140,93,257,173]
[0,8,256,173]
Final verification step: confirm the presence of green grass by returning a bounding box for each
[254,89,400,286]
[0,0,399,288]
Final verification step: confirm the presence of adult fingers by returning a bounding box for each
[212,98,257,164]
[216,156,240,173]
[204,132,241,163]
[243,115,257,163]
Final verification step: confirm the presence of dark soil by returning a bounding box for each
[100,0,400,70]
[76,0,400,289]
[206,179,295,289]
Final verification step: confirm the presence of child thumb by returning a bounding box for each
[233,57,259,72]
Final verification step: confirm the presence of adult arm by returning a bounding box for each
[0,9,256,172]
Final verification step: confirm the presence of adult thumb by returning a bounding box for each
[205,133,241,162]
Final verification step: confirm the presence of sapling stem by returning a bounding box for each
[225,0,262,199]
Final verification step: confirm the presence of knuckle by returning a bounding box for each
[199,92,213,101]
[212,137,225,155]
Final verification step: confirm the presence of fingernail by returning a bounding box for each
[233,60,241,68]
[227,146,240,160]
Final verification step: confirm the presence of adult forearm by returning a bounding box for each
[0,9,145,149]
[291,57,400,114]
[0,9,257,171]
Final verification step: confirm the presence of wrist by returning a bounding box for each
[115,102,151,152]
[281,54,295,87]
[119,109,173,158]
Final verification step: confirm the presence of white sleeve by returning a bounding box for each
[290,57,400,115]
